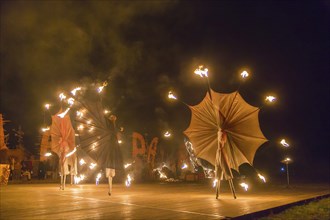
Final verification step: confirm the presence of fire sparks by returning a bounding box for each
[57,108,70,118]
[89,163,97,169]
[164,131,171,138]
[168,91,177,100]
[125,174,132,187]
[258,174,266,183]
[194,65,208,77]
[124,163,132,169]
[265,95,276,103]
[71,87,81,96]
[104,109,111,114]
[118,140,122,144]
[240,182,249,191]
[79,159,86,165]
[240,70,249,78]
[280,139,290,147]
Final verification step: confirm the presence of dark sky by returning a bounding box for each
[1,1,329,180]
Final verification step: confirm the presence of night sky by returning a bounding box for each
[1,1,329,181]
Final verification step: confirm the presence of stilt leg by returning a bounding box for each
[216,172,223,199]
[228,179,236,199]
[108,176,113,196]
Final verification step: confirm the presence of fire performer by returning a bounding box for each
[106,115,123,196]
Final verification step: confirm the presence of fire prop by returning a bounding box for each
[169,67,273,199]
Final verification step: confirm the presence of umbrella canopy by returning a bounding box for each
[75,100,123,170]
[184,90,267,175]
[50,109,76,164]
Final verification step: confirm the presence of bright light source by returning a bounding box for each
[168,91,177,100]
[44,152,52,157]
[258,174,266,183]
[280,139,290,147]
[265,95,276,103]
[164,131,171,138]
[194,65,208,77]
[240,70,249,78]
[240,182,249,191]
[45,104,51,110]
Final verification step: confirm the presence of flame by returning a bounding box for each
[59,93,66,101]
[89,163,97,169]
[125,174,132,187]
[258,174,266,183]
[65,147,76,157]
[181,163,188,169]
[265,95,276,102]
[57,108,70,118]
[168,91,177,100]
[212,179,218,188]
[71,87,81,96]
[67,98,75,106]
[45,103,51,110]
[240,182,249,191]
[44,152,52,157]
[280,139,290,147]
[124,163,132,169]
[194,65,208,77]
[79,159,86,165]
[241,70,249,78]
[164,131,171,137]
[97,81,108,93]
[41,127,50,132]
[95,173,102,184]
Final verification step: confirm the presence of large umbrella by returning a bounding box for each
[50,109,77,189]
[184,89,267,198]
[51,110,76,163]
[75,99,123,171]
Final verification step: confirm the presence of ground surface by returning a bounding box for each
[1,182,329,219]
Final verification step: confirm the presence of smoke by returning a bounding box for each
[0,1,186,150]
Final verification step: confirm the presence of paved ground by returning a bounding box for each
[1,181,329,219]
